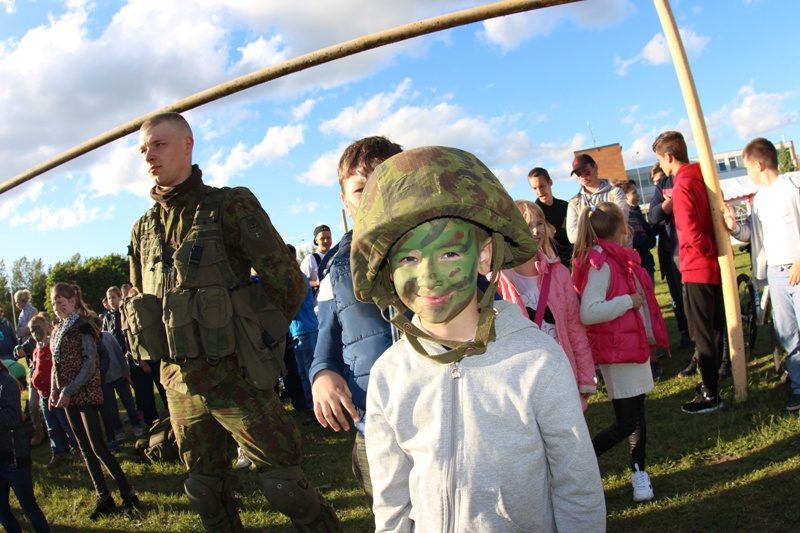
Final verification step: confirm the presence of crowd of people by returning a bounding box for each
[1,112,798,532]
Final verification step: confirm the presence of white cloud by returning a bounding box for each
[87,140,151,198]
[300,80,587,189]
[291,98,316,122]
[8,194,108,230]
[205,124,304,186]
[0,0,14,14]
[0,180,45,221]
[287,199,320,215]
[707,83,799,139]
[297,149,342,187]
[480,0,633,52]
[614,27,709,76]
[320,78,413,137]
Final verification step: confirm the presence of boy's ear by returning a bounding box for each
[478,238,493,275]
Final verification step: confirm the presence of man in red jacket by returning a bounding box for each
[653,131,724,414]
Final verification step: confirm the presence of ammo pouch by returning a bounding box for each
[121,293,168,362]
[162,286,236,363]
[229,283,288,390]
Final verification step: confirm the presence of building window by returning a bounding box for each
[717,159,727,172]
[729,157,738,170]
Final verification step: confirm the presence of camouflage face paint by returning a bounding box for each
[389,218,479,327]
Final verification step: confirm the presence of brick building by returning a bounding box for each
[575,143,627,185]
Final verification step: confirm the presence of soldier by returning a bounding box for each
[127,112,340,532]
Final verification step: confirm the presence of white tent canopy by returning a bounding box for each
[720,175,758,202]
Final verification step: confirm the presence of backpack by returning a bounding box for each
[135,416,179,463]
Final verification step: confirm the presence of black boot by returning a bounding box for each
[122,492,141,518]
[89,495,117,520]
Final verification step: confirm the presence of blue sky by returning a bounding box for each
[1,0,798,271]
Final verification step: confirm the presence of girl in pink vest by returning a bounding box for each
[572,202,668,504]
[494,200,596,410]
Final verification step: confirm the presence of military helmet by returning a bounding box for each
[351,146,537,310]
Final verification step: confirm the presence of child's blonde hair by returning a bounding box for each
[514,199,555,259]
[572,202,626,265]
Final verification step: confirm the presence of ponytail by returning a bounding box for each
[571,202,626,266]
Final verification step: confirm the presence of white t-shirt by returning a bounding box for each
[753,176,800,266]
[300,252,321,283]
[506,270,558,340]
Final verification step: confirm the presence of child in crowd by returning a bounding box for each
[572,202,668,503]
[495,199,596,409]
[351,146,605,532]
[724,137,800,411]
[0,357,51,533]
[653,131,726,413]
[50,283,139,519]
[29,313,78,468]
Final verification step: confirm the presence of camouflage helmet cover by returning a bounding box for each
[351,146,538,307]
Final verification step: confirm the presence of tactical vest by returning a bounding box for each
[121,188,288,390]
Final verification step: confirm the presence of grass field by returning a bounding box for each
[9,250,800,532]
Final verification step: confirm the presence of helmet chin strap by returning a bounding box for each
[381,232,505,365]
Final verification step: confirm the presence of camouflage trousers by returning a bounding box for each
[166,368,303,476]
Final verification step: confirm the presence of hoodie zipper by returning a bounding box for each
[444,361,461,533]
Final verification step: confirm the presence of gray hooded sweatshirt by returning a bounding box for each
[366,301,606,533]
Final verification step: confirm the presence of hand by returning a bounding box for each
[789,260,800,286]
[722,203,738,232]
[630,293,643,309]
[312,370,359,432]
[55,394,71,409]
[139,360,152,374]
[661,197,673,215]
[48,394,58,410]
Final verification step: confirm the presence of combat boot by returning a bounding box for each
[185,474,244,533]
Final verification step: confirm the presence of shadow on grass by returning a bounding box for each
[606,438,800,532]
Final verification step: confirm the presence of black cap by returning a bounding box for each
[570,154,596,175]
[313,224,331,238]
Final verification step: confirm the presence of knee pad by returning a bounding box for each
[258,466,322,525]
[184,474,242,532]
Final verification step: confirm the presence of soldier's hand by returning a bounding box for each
[312,370,359,432]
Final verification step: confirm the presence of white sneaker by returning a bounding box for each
[631,464,654,502]
[235,447,250,470]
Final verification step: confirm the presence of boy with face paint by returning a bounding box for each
[351,146,606,533]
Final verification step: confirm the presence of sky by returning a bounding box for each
[0,0,798,271]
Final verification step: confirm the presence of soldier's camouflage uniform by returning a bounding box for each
[129,165,340,532]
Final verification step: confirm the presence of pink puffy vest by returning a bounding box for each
[573,239,668,365]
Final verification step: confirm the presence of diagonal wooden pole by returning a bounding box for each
[0,0,579,196]
[653,0,747,401]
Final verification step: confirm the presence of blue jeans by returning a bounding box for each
[293,331,318,411]
[0,463,50,533]
[39,396,77,455]
[102,378,141,434]
[768,265,800,394]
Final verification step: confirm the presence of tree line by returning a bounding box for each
[0,254,128,324]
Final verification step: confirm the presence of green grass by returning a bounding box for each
[10,249,800,531]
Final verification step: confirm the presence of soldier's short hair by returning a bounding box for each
[337,136,403,191]
[141,112,193,138]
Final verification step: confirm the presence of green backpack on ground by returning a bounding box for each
[135,416,179,463]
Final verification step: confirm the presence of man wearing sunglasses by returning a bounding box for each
[565,153,629,243]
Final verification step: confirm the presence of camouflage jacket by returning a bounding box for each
[129,167,305,393]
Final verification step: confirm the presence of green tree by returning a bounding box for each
[778,142,797,174]
[10,256,48,314]
[0,260,12,316]
[46,253,129,315]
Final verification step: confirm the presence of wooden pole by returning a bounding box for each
[0,0,579,196]
[653,0,747,401]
